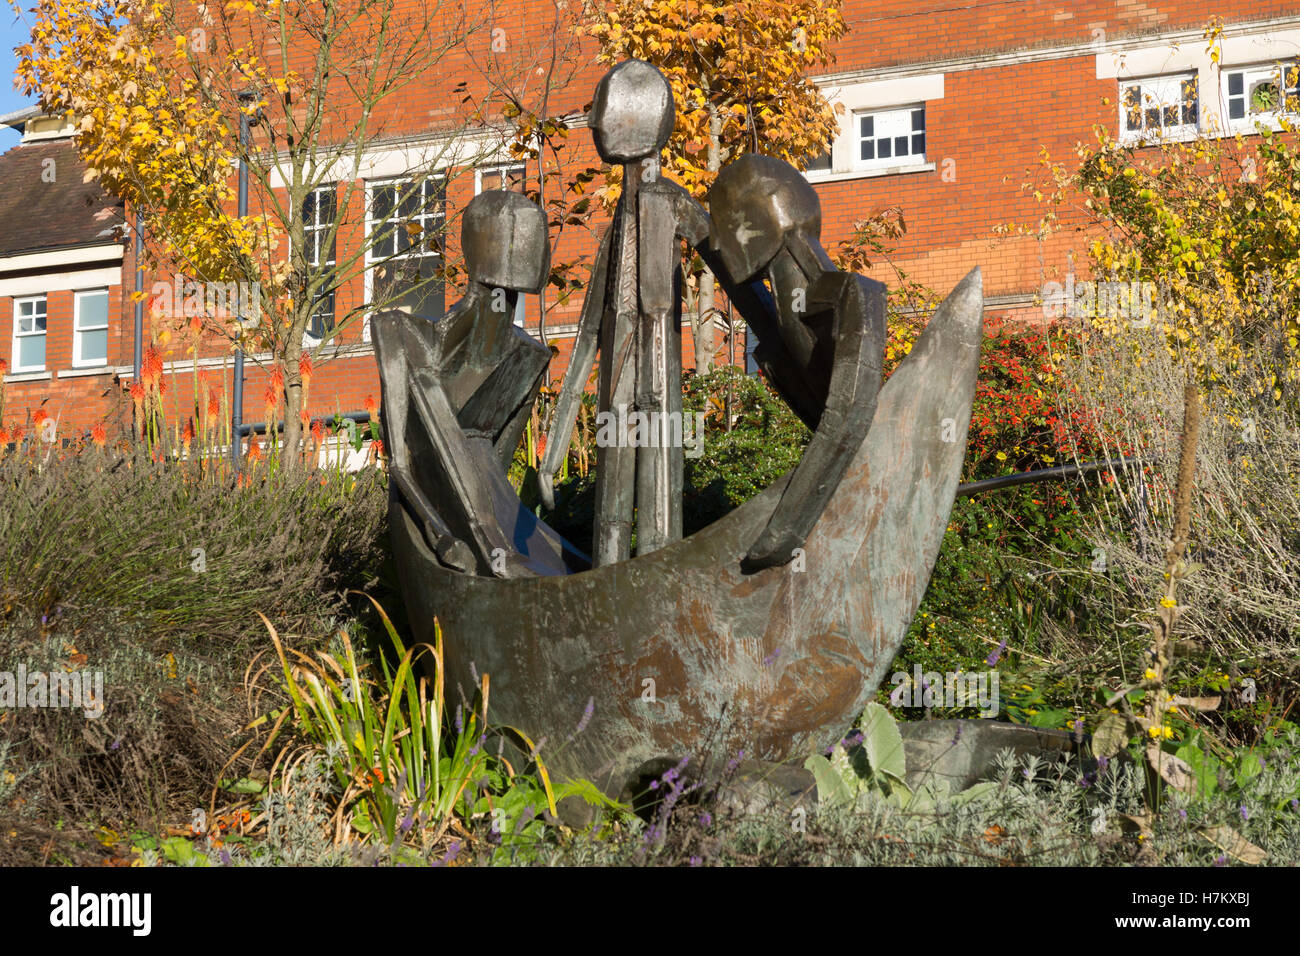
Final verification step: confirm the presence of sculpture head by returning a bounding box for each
[707,154,823,283]
[461,189,550,294]
[588,60,674,164]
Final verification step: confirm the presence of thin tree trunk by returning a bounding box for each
[695,102,723,372]
[282,333,304,471]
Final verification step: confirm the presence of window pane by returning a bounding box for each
[18,334,44,369]
[18,300,33,318]
[1162,104,1178,126]
[1229,98,1246,119]
[80,328,108,363]
[375,254,444,315]
[879,139,892,159]
[805,151,831,171]
[77,291,109,329]
[860,140,874,161]
[860,115,873,137]
[912,132,925,154]
[1228,72,1243,95]
[911,108,925,131]
[894,135,908,155]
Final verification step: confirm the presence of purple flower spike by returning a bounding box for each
[575,697,594,735]
[986,637,1008,667]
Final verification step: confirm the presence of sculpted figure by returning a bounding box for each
[372,189,556,578]
[539,60,709,565]
[703,155,888,570]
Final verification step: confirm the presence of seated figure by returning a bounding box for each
[372,190,575,578]
[703,155,888,570]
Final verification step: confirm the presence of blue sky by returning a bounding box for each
[0,8,37,149]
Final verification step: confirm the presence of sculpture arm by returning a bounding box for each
[370,311,475,573]
[537,225,614,509]
[743,273,887,571]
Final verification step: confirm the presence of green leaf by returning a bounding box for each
[1028,707,1069,729]
[224,776,266,795]
[859,702,906,782]
[1092,714,1129,758]
[804,753,852,809]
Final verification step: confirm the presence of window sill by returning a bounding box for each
[4,370,51,383]
[805,161,936,184]
[61,365,113,378]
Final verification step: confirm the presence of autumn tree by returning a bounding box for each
[585,0,846,370]
[16,0,584,463]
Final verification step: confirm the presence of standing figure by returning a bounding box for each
[539,60,708,565]
[373,189,559,578]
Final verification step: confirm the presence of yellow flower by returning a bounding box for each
[1162,726,1174,739]
[1148,725,1161,738]
[1160,597,1176,608]
[995,451,1007,461]
[1144,668,1157,681]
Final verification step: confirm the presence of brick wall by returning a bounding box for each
[3,0,1296,443]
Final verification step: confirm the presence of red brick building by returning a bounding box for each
[3,1,1298,449]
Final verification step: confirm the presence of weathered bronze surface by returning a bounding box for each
[375,59,985,799]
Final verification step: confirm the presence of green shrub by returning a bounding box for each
[0,449,388,650]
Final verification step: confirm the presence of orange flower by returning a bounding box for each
[181,419,195,448]
[364,394,377,416]
[0,357,7,376]
[90,423,107,447]
[237,472,251,488]
[0,426,10,445]
[142,345,163,389]
[32,409,48,428]
[269,364,285,393]
[372,438,384,460]
[247,440,263,462]
[129,382,145,405]
[310,419,324,444]
[298,354,314,385]
[368,767,385,785]
[299,407,310,428]
[206,392,220,424]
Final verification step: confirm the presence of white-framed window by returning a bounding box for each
[11,294,47,372]
[73,288,109,367]
[1223,61,1300,128]
[474,163,528,328]
[302,185,337,342]
[1120,73,1199,141]
[854,104,926,169]
[475,163,526,194]
[365,174,446,336]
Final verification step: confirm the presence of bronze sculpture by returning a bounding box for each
[374,59,984,802]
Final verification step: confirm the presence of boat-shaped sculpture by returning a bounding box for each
[373,59,985,800]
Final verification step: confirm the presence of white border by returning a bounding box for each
[11,294,48,373]
[72,288,110,368]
